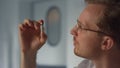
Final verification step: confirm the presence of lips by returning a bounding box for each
[73,37,76,41]
[73,42,76,46]
[73,37,76,46]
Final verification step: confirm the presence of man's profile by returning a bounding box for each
[18,0,120,68]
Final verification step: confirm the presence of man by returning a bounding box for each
[19,0,120,68]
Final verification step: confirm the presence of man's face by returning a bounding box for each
[71,4,105,59]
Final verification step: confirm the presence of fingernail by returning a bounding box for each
[39,19,44,25]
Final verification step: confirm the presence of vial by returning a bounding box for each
[40,20,44,35]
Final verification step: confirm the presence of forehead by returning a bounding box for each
[78,4,105,28]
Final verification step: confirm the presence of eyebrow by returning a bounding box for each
[77,19,93,29]
[77,19,85,27]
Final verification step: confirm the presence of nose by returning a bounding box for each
[70,26,78,36]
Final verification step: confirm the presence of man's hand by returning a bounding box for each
[19,19,47,53]
[18,19,47,68]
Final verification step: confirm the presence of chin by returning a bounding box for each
[74,48,89,59]
[74,47,80,56]
[74,52,79,56]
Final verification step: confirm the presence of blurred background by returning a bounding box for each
[0,0,85,68]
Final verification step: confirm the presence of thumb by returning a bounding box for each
[40,31,47,45]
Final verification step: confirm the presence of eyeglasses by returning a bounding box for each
[76,20,111,36]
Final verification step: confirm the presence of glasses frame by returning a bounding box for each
[76,19,112,37]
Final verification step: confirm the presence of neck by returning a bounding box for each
[92,49,120,68]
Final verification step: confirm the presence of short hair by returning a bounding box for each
[85,0,120,48]
[85,0,120,4]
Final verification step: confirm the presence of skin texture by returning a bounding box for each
[71,4,105,59]
[19,19,47,68]
[71,4,120,68]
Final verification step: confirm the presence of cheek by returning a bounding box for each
[78,32,102,48]
[75,33,102,58]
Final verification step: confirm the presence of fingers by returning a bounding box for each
[18,19,30,32]
[40,31,47,44]
[24,19,34,28]
[19,19,45,32]
[19,24,23,31]
[34,19,44,34]
[19,23,26,32]
[18,19,47,47]
[34,21,40,31]
[38,19,44,25]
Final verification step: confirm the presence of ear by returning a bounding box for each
[101,36,114,51]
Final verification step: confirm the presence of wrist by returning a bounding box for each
[20,51,37,68]
[21,50,37,59]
